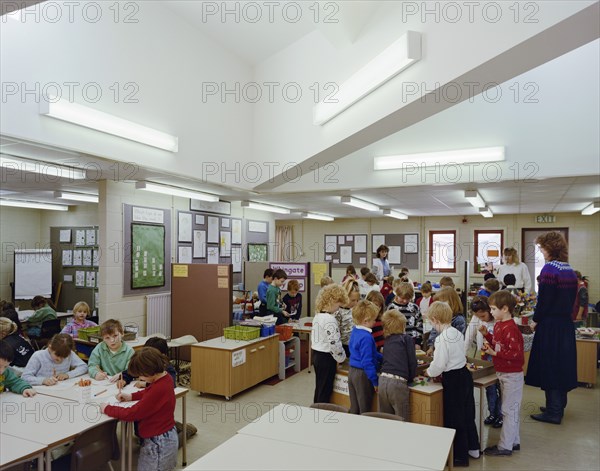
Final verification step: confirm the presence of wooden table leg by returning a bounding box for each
[479,386,484,450]
[128,422,133,471]
[182,394,187,466]
[120,421,127,471]
[448,443,454,470]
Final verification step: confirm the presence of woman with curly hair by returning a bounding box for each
[526,231,577,424]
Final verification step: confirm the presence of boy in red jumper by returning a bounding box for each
[101,347,177,470]
[479,290,524,457]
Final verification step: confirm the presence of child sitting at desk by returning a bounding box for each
[0,317,34,369]
[26,295,57,337]
[61,301,98,338]
[348,300,382,414]
[21,334,87,386]
[88,319,134,388]
[426,302,480,467]
[0,340,36,397]
[101,347,178,471]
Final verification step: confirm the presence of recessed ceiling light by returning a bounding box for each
[54,191,99,203]
[382,209,408,220]
[0,199,69,211]
[241,201,291,214]
[301,212,334,221]
[340,196,380,212]
[135,182,218,202]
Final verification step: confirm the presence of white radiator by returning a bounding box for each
[146,293,171,337]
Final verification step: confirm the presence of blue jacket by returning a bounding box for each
[257,280,270,303]
[349,327,382,387]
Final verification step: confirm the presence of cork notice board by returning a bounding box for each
[371,234,419,270]
[324,234,368,268]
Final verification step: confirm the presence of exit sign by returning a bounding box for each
[536,215,556,223]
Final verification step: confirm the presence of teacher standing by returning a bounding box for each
[496,247,533,293]
[372,244,391,283]
[526,231,577,425]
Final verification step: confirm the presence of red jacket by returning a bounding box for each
[104,373,175,438]
[484,319,524,373]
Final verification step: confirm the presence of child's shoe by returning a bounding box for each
[484,445,512,456]
[483,414,497,425]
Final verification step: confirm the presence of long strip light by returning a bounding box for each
[241,201,291,214]
[54,191,99,203]
[0,199,69,211]
[40,98,179,152]
[340,196,380,212]
[301,212,334,221]
[465,190,486,208]
[374,147,505,170]
[0,155,87,179]
[135,182,218,202]
[479,207,494,218]
[314,31,421,125]
[581,202,600,215]
[383,209,408,220]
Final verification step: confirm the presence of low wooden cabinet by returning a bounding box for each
[576,338,599,387]
[191,335,279,400]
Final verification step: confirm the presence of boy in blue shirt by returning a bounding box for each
[257,269,274,316]
[348,300,382,414]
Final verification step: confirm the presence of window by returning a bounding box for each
[474,230,504,273]
[429,230,456,273]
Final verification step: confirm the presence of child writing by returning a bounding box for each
[387,282,423,348]
[88,319,134,388]
[348,300,382,414]
[61,301,98,338]
[480,290,524,456]
[366,290,386,351]
[335,279,360,357]
[0,340,36,397]
[464,296,502,428]
[282,279,303,321]
[379,309,417,420]
[426,302,480,466]
[22,333,87,385]
[267,269,290,325]
[0,317,33,369]
[26,295,57,337]
[101,347,178,471]
[257,269,274,316]
[311,283,348,403]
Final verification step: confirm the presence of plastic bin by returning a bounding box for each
[276,325,293,341]
[223,325,260,341]
[78,327,101,341]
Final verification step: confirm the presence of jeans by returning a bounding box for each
[486,383,502,417]
[137,426,178,471]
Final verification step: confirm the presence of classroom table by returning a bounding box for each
[237,404,455,471]
[292,325,312,372]
[17,310,71,322]
[0,433,46,471]
[184,433,426,470]
[472,373,499,449]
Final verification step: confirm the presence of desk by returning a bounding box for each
[18,310,71,322]
[472,373,498,449]
[184,434,424,470]
[237,404,454,471]
[292,325,312,372]
[0,433,45,471]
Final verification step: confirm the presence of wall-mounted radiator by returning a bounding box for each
[146,293,171,338]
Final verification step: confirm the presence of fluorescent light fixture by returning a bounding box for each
[301,212,334,221]
[0,155,87,179]
[374,147,505,170]
[581,202,600,215]
[314,31,421,125]
[54,191,99,203]
[479,207,494,218]
[383,209,408,220]
[340,196,380,212]
[40,98,178,152]
[241,201,291,214]
[135,182,218,202]
[465,190,486,208]
[0,199,69,211]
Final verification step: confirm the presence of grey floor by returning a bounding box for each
[167,369,600,471]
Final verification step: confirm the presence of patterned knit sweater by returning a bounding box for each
[533,261,577,322]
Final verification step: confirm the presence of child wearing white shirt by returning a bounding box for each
[427,302,480,467]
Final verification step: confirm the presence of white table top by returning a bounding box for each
[18,310,71,321]
[192,334,278,351]
[184,434,424,470]
[0,433,47,467]
[237,404,454,471]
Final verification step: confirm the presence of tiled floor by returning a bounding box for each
[169,369,600,470]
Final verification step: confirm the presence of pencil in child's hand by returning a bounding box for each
[53,368,56,378]
[118,372,123,393]
[94,389,108,397]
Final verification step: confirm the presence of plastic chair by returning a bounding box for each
[53,419,120,471]
[309,403,349,413]
[31,318,61,350]
[361,411,405,421]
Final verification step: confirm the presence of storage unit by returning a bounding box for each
[278,337,301,380]
[191,335,278,400]
[576,337,600,387]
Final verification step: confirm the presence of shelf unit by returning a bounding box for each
[278,336,301,380]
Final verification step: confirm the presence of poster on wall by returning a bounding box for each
[231,219,242,244]
[178,246,192,264]
[231,246,242,273]
[131,224,166,289]
[193,230,206,258]
[220,231,231,257]
[207,216,219,243]
[248,243,268,262]
[178,213,192,243]
[207,246,219,264]
[190,199,231,215]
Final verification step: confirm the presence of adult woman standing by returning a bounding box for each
[526,232,577,424]
[496,248,533,293]
[372,244,391,284]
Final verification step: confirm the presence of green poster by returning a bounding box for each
[131,224,165,289]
